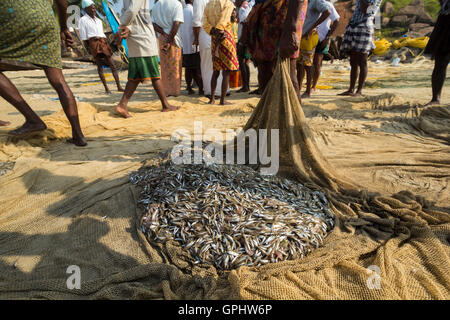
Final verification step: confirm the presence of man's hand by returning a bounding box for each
[119,26,131,39]
[60,28,74,48]
[305,28,315,39]
[193,38,199,51]
[279,31,298,58]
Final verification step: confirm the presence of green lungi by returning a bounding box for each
[0,0,62,69]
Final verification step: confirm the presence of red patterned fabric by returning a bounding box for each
[211,30,239,71]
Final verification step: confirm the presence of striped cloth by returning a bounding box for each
[211,30,239,71]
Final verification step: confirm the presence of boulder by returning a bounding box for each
[408,16,418,24]
[406,31,424,38]
[417,12,435,24]
[390,15,409,27]
[382,17,390,28]
[417,26,435,36]
[410,0,425,7]
[383,1,394,16]
[398,6,424,17]
[409,23,431,31]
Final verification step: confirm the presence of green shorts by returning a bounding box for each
[128,56,160,82]
[321,45,329,55]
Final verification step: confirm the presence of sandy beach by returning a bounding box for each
[0,58,448,299]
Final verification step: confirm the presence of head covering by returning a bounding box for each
[82,0,95,9]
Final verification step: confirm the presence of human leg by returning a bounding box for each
[44,67,86,146]
[0,72,46,135]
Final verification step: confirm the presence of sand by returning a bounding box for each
[0,58,448,299]
[1,59,448,206]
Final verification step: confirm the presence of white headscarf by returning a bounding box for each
[82,0,95,9]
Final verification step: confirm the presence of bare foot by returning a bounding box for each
[0,120,10,127]
[353,91,363,97]
[338,90,354,96]
[219,100,232,105]
[117,87,125,92]
[208,97,216,105]
[115,105,132,118]
[237,87,250,93]
[67,137,87,147]
[301,92,311,99]
[424,100,440,107]
[8,121,47,136]
[106,89,112,95]
[162,105,180,112]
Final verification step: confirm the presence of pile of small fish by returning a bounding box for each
[130,149,334,270]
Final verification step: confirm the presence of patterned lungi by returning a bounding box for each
[245,0,308,62]
[211,29,239,72]
[0,0,61,69]
[340,19,375,54]
[158,35,182,96]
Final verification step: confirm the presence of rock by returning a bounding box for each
[408,25,435,37]
[410,0,425,7]
[398,6,424,17]
[417,12,435,25]
[382,17,390,28]
[408,16,418,24]
[390,15,409,27]
[383,1,395,16]
[409,23,431,31]
[391,28,406,37]
[406,31,424,38]
[418,26,435,36]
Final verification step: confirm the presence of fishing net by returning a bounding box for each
[0,59,448,299]
[228,58,450,299]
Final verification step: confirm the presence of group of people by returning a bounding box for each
[0,0,448,148]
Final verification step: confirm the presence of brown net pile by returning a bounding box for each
[0,59,448,299]
[227,59,450,299]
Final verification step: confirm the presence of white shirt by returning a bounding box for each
[78,14,106,40]
[152,0,184,49]
[237,0,254,40]
[192,0,212,50]
[181,4,196,54]
[317,2,340,42]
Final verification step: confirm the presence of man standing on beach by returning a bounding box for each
[236,0,254,93]
[311,0,339,93]
[0,0,86,146]
[78,0,124,94]
[193,0,226,99]
[152,0,184,97]
[423,0,449,106]
[114,0,179,118]
[181,0,204,95]
[338,0,381,97]
[245,0,308,98]
[203,0,239,105]
[296,0,331,99]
